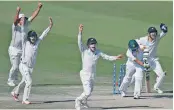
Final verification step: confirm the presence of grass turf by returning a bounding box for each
[0,2,172,89]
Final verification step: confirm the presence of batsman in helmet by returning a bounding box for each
[119,40,148,99]
[75,24,123,110]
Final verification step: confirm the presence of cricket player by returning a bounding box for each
[75,24,123,110]
[136,23,168,93]
[7,3,43,86]
[119,40,149,99]
[11,17,53,104]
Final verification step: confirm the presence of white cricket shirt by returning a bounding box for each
[78,32,117,74]
[136,32,166,60]
[21,27,51,68]
[10,17,32,51]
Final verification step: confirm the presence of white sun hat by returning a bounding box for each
[18,13,25,19]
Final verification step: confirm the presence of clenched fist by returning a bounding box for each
[17,6,21,12]
[79,24,83,33]
[38,2,43,8]
[49,17,53,28]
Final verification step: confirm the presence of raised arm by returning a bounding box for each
[14,6,21,26]
[100,51,123,61]
[21,19,27,58]
[39,17,53,40]
[78,24,86,52]
[28,2,43,22]
[159,23,168,39]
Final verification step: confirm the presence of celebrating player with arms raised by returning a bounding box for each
[11,17,53,104]
[7,2,43,86]
[75,24,123,110]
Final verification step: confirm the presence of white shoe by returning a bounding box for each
[22,100,31,104]
[81,100,89,108]
[154,88,163,94]
[120,91,126,97]
[11,92,19,102]
[75,98,81,110]
[81,103,89,108]
[134,95,140,99]
[7,81,15,86]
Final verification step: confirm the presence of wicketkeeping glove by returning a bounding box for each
[160,23,168,33]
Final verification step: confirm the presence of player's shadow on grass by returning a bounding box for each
[43,99,75,103]
[125,94,173,99]
[163,90,173,93]
[122,96,148,99]
[31,100,75,104]
[32,84,80,87]
[146,94,173,99]
[101,106,162,109]
[32,84,64,86]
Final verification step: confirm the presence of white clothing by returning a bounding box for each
[136,32,166,89]
[12,26,51,101]
[8,18,31,82]
[119,48,144,97]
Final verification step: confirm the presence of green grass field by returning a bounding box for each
[0,1,172,90]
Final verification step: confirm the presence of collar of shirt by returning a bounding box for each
[87,48,98,55]
[147,36,157,45]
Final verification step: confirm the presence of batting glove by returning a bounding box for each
[143,62,150,69]
[160,23,168,33]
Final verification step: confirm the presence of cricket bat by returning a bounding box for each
[143,48,151,93]
[145,70,151,93]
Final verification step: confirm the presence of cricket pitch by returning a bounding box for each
[0,85,172,109]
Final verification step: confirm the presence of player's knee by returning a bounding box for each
[90,87,93,93]
[85,90,92,97]
[85,92,91,97]
[160,73,165,78]
[26,79,32,87]
[10,67,18,74]
[123,75,132,83]
[158,71,166,77]
[12,65,19,72]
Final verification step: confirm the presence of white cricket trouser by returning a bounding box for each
[119,62,143,97]
[12,63,33,101]
[130,74,135,86]
[77,70,95,102]
[150,59,165,89]
[8,46,22,82]
[129,59,165,89]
